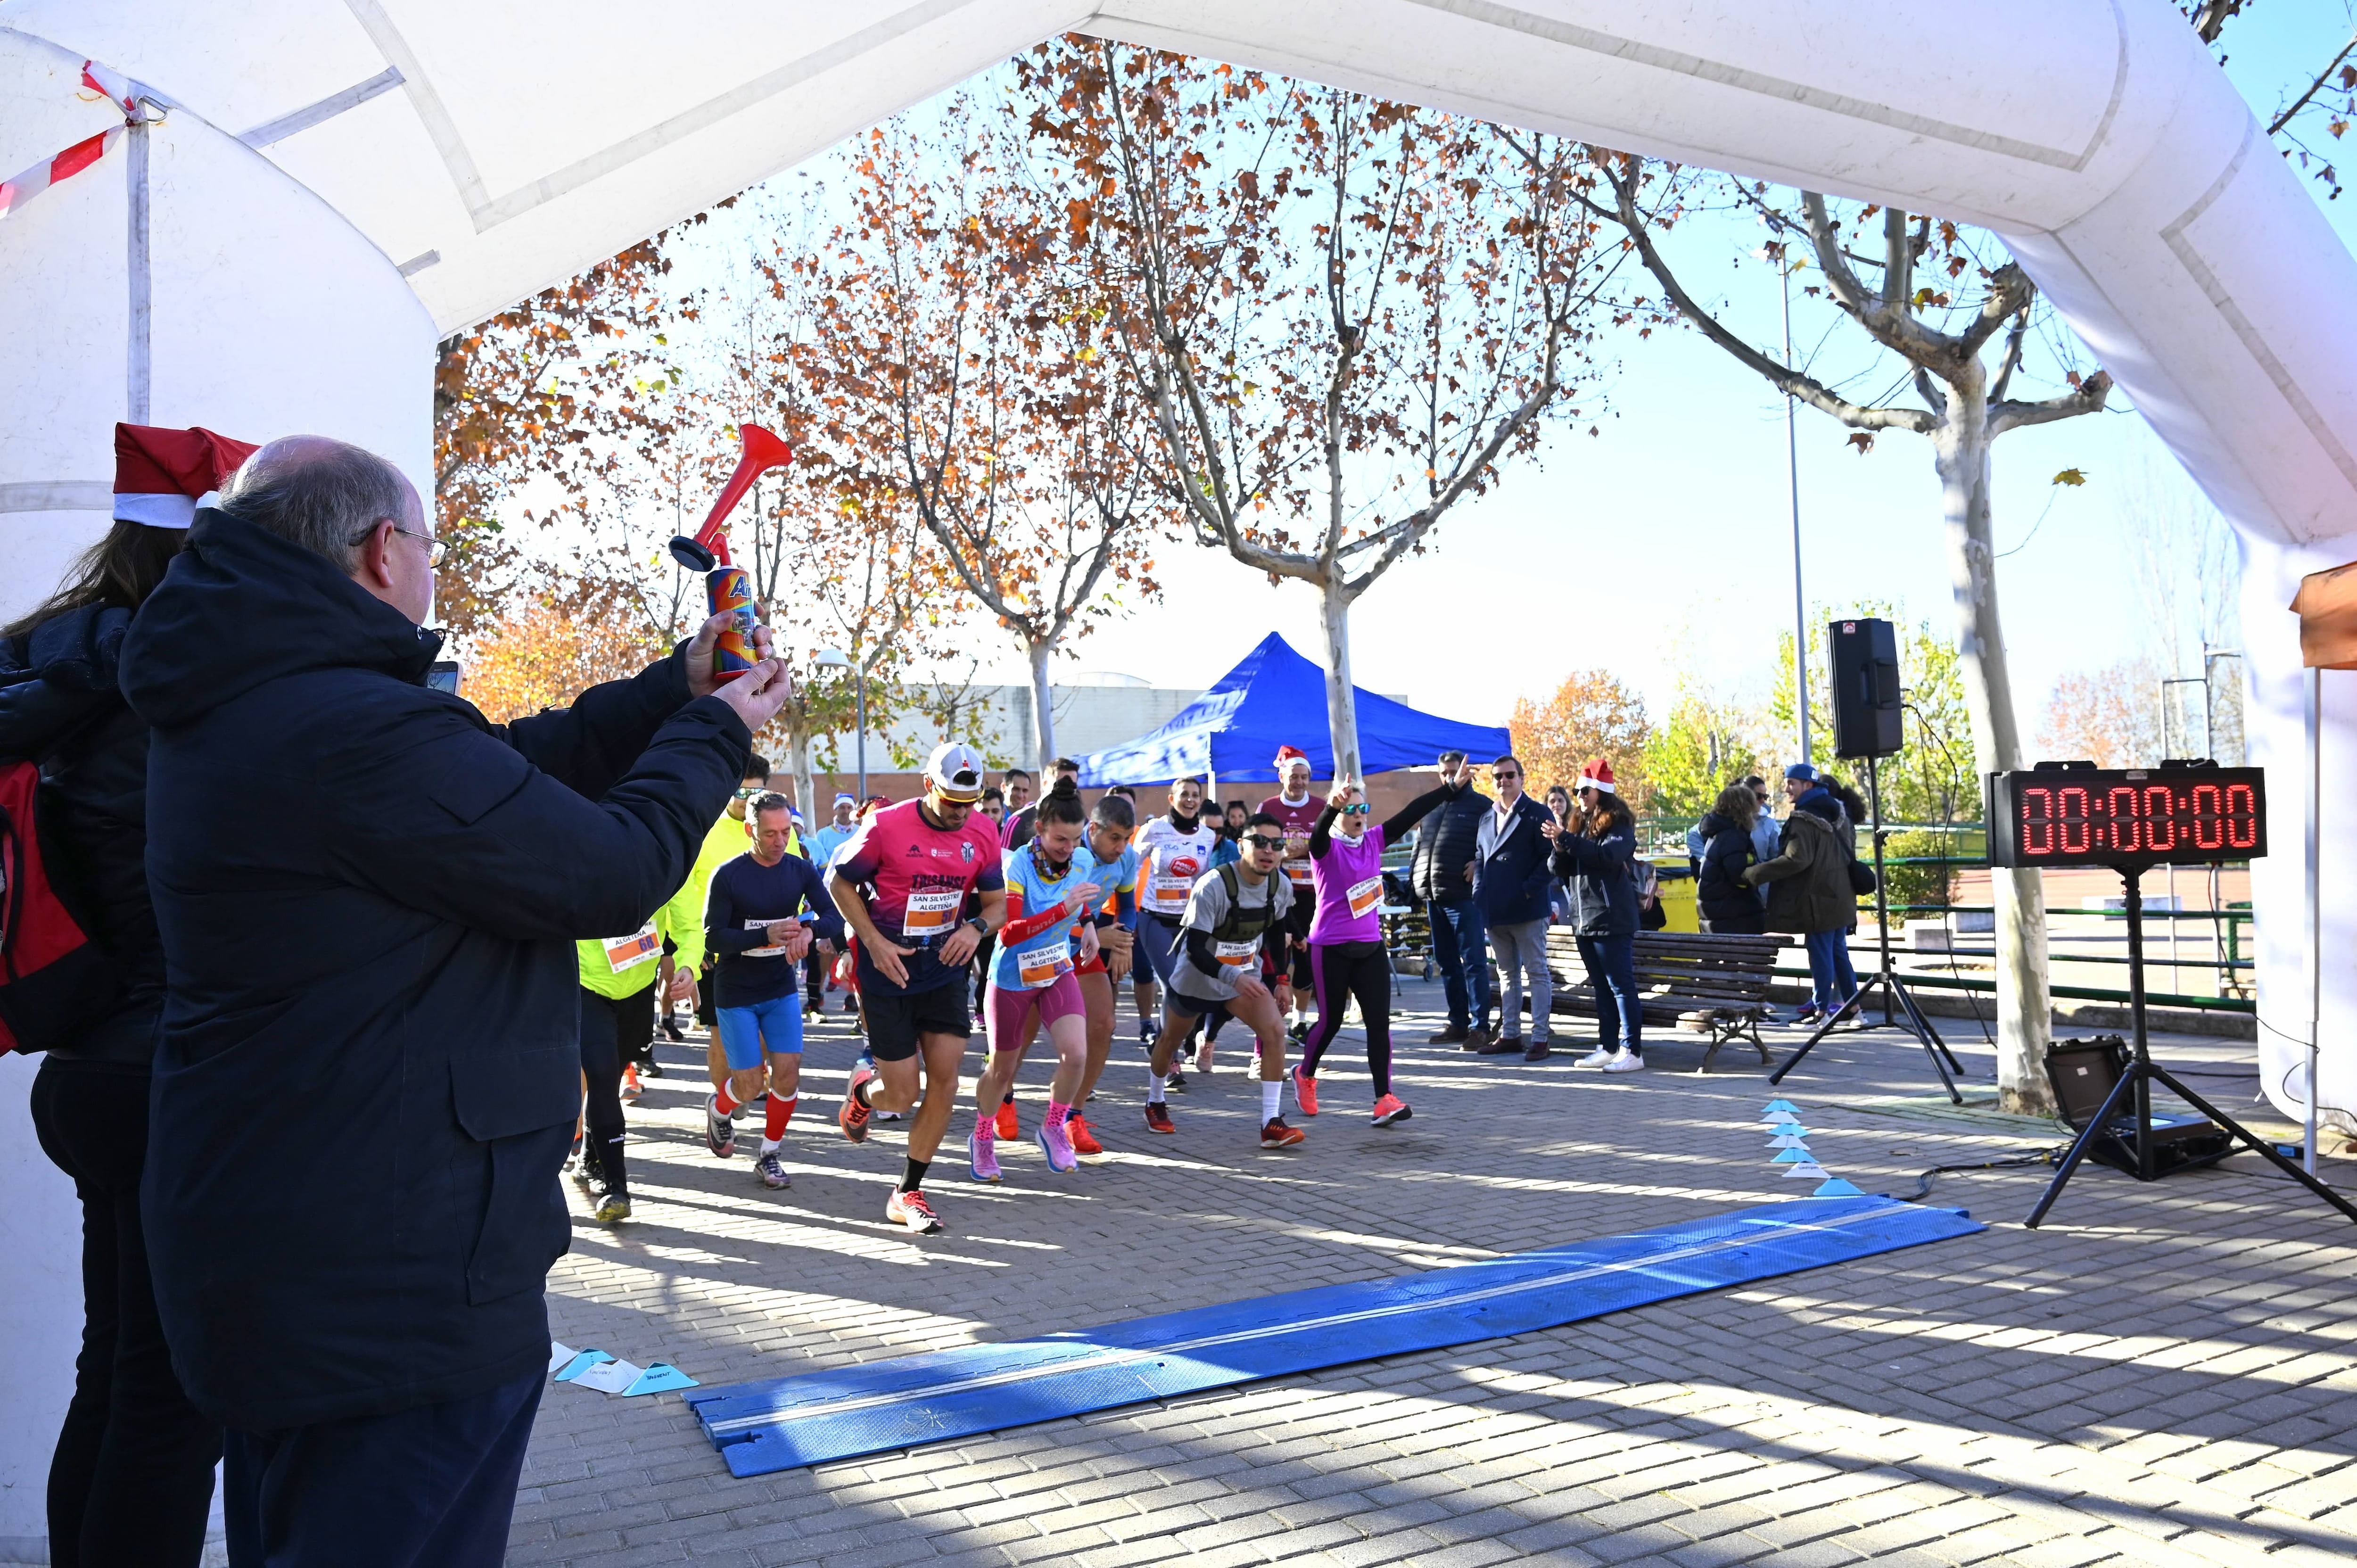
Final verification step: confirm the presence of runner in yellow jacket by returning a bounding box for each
[572,865,706,1223]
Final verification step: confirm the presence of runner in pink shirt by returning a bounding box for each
[1291,781,1412,1127]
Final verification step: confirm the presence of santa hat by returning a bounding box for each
[114,423,258,528]
[1272,744,1311,771]
[1578,758,1616,794]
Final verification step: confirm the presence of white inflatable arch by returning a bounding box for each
[2,0,2352,1542]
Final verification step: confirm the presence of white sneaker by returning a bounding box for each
[1574,1048,1616,1068]
[1602,1050,1646,1073]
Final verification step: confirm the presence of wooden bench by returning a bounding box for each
[1535,930,1788,1073]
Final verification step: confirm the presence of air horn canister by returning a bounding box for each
[667,425,794,684]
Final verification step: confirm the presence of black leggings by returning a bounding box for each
[1300,940,1393,1096]
[580,988,652,1197]
[31,1056,221,1568]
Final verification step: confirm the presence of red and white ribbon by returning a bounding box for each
[0,60,145,222]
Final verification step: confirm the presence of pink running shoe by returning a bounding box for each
[1371,1093,1412,1126]
[967,1127,1002,1183]
[1037,1117,1078,1173]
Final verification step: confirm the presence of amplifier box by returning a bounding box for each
[2045,1036,2233,1179]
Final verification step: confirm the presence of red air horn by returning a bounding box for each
[668,424,793,683]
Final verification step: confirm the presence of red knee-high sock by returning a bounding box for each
[714,1084,741,1116]
[765,1093,796,1141]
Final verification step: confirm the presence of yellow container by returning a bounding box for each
[1647,857,1700,933]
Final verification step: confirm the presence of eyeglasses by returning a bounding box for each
[1244,834,1286,852]
[1342,802,1370,815]
[734,786,764,799]
[1493,770,1520,780]
[349,520,446,567]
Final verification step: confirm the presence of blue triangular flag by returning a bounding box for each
[1768,1134,1810,1149]
[553,1350,611,1383]
[1783,1162,1829,1179]
[623,1362,700,1396]
[1763,1099,1798,1113]
[1813,1178,1866,1197]
[1770,1147,1814,1164]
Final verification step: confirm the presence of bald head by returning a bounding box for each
[214,435,433,624]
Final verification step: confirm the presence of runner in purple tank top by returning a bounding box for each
[1292,782,1412,1126]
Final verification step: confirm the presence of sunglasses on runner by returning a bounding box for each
[733,786,764,799]
[1244,834,1285,852]
[1342,802,1370,815]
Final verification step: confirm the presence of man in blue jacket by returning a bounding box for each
[1471,755,1558,1062]
[119,437,794,1565]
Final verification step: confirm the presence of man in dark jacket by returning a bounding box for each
[1470,755,1557,1061]
[1387,750,1492,1048]
[118,437,794,1565]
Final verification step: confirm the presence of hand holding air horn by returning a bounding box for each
[669,424,794,684]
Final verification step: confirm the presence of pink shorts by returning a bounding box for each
[984,972,1085,1053]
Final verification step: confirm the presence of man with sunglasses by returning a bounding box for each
[1471,754,1557,1061]
[1142,812,1304,1148]
[827,742,1008,1234]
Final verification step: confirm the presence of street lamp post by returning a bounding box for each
[814,649,866,804]
[1756,246,1811,764]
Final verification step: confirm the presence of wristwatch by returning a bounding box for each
[966,916,989,938]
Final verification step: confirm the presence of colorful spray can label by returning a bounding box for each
[706,566,758,682]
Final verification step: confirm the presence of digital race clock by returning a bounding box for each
[1986,764,2266,869]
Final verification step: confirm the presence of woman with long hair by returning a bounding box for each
[4,516,222,1565]
[1291,780,1413,1126]
[1543,785,1574,924]
[1545,761,1647,1072]
[1695,784,1768,935]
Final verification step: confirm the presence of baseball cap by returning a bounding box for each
[925,741,987,802]
[1785,762,1820,782]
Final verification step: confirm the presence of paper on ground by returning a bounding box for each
[1782,1163,1829,1179]
[570,1358,645,1395]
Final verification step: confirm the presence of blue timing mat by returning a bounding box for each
[686,1195,1980,1476]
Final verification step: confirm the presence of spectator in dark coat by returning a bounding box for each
[1747,796,1861,1023]
[1387,750,1493,1047]
[1545,760,1646,1072]
[1696,784,1768,935]
[117,437,794,1566]
[1472,756,1558,1060]
[3,516,221,1568]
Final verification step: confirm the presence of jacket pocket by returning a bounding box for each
[451,1048,576,1304]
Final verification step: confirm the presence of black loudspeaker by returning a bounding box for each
[1829,617,1903,759]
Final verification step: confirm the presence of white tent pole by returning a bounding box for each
[126,105,152,423]
[2307,665,2323,1177]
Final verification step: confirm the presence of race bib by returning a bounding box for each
[1146,873,1192,913]
[603,924,660,973]
[1346,875,1384,919]
[902,889,962,940]
[1282,857,1313,887]
[1018,947,1072,989]
[1213,938,1259,969]
[742,916,791,958]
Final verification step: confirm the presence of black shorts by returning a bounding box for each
[1164,985,1233,1026]
[862,982,973,1062]
[1282,895,1314,988]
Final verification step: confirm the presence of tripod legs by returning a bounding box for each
[2151,1065,2357,1226]
[2023,1059,2142,1228]
[1768,972,1964,1104]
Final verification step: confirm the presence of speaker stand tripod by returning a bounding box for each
[2025,865,2357,1227]
[1770,753,1967,1104]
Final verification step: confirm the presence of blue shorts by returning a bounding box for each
[716,993,804,1070]
[1137,913,1186,988]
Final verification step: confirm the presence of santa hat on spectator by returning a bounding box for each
[1578,758,1616,794]
[113,422,259,527]
[1272,744,1311,772]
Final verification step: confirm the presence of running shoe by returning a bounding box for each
[1163,1070,1188,1093]
[756,1152,791,1189]
[1603,1050,1646,1073]
[1038,1118,1078,1174]
[1371,1094,1412,1126]
[1195,1040,1215,1074]
[593,1192,632,1223]
[1144,1102,1176,1135]
[968,1128,1003,1183]
[839,1066,875,1144]
[995,1096,1019,1141]
[1068,1114,1103,1156]
[1291,1064,1319,1117]
[621,1063,643,1102]
[642,1056,665,1078]
[1573,1047,1616,1069]
[1259,1116,1306,1149]
[705,1097,737,1159]
[1286,1017,1310,1043]
[1138,1018,1155,1051]
[571,1156,604,1194]
[661,1018,686,1043]
[1792,1005,1824,1024]
[886,1189,944,1235]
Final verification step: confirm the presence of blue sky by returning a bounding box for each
[661,4,2357,747]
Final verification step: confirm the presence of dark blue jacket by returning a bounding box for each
[119,508,750,1430]
[1549,815,1641,937]
[1472,793,1557,925]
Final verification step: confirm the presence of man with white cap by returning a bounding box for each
[825,741,1008,1234]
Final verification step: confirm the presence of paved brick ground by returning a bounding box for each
[515,980,2357,1567]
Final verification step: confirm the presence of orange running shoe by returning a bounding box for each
[1371,1093,1412,1126]
[839,1065,874,1144]
[1290,1065,1319,1117]
[1068,1114,1103,1155]
[1259,1116,1306,1148]
[995,1095,1019,1141]
[621,1062,643,1102]
[1144,1102,1176,1135]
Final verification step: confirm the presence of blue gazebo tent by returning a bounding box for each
[1075,633,1511,786]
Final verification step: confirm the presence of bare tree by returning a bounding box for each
[1586,159,2110,1114]
[1018,40,1615,779]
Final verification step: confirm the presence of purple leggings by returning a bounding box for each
[1300,940,1393,1097]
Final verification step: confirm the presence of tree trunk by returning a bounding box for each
[1935,390,2056,1115]
[1321,578,1362,782]
[1027,635,1056,771]
[788,703,818,836]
